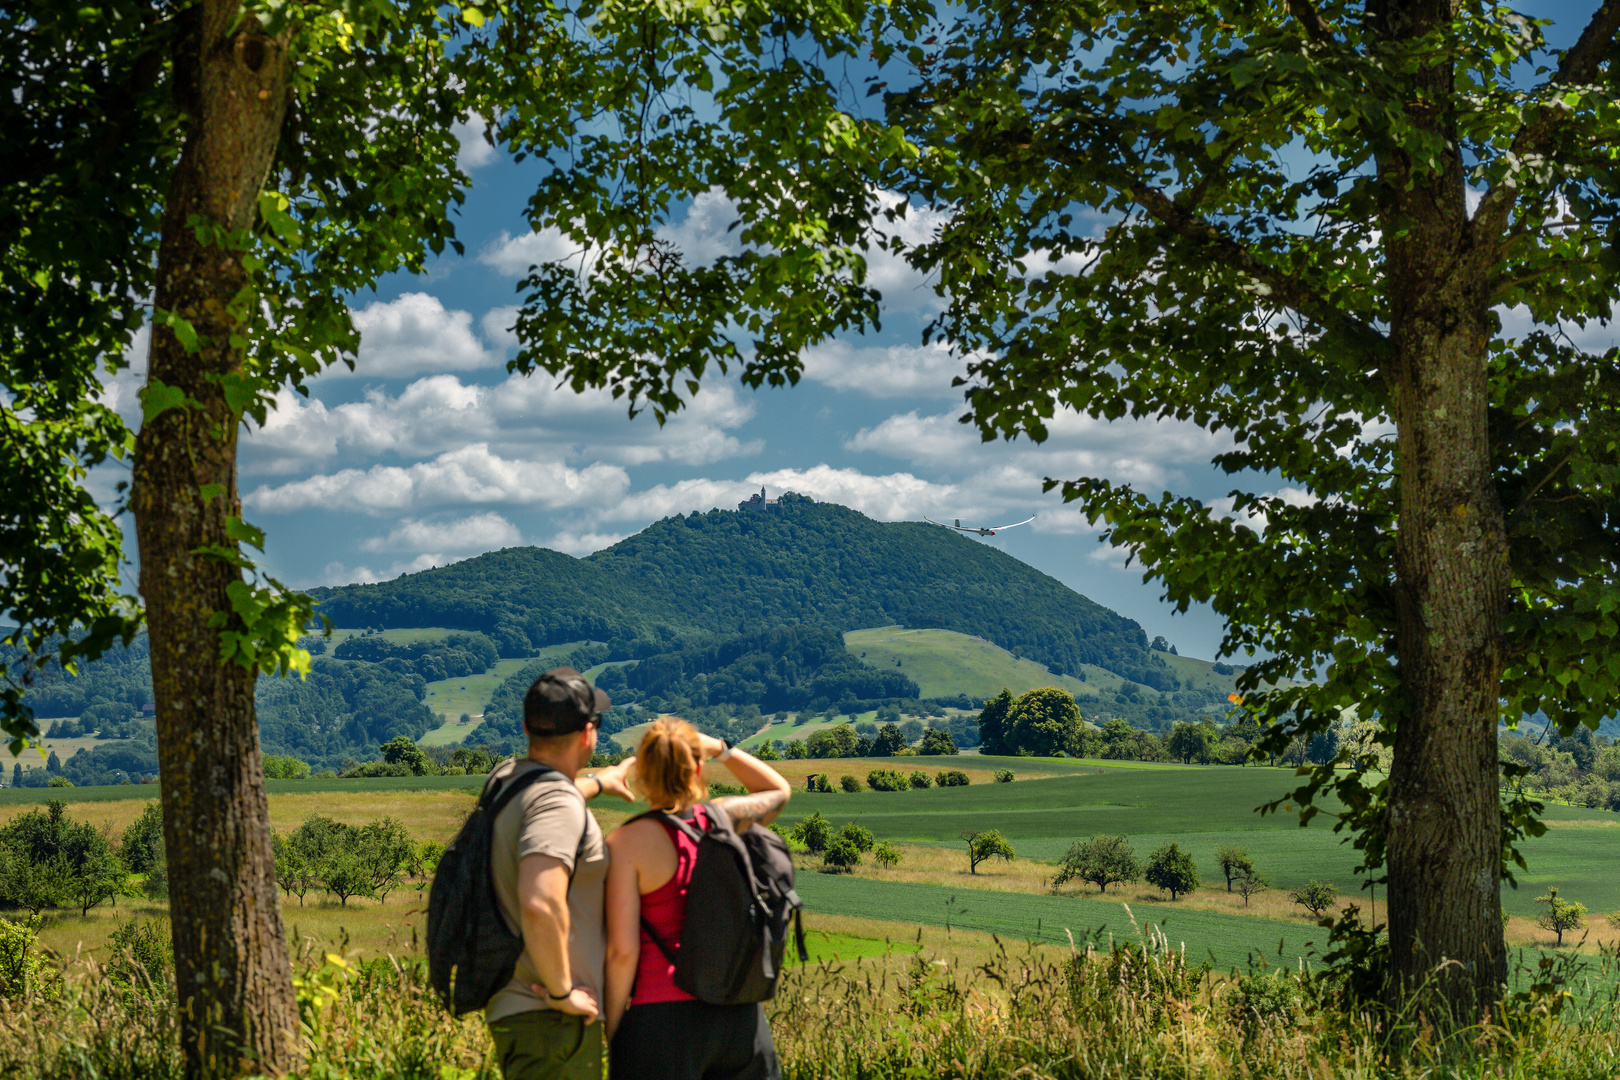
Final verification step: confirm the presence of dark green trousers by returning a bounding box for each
[487,1010,604,1080]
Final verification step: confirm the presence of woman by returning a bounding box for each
[603,718,792,1080]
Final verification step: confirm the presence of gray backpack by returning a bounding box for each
[635,803,808,1004]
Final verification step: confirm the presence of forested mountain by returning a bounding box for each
[312,496,1176,690]
[6,499,1180,781]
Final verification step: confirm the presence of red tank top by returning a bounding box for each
[630,805,708,1005]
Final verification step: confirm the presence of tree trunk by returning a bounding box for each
[131,3,297,1075]
[1376,0,1510,1019]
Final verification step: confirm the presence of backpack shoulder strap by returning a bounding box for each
[483,762,558,816]
[484,762,589,876]
[624,808,706,844]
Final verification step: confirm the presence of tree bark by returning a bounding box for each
[1374,0,1510,1020]
[131,3,297,1075]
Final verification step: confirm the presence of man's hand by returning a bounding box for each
[592,755,637,802]
[533,983,600,1023]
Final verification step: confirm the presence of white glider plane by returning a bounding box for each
[925,515,1036,537]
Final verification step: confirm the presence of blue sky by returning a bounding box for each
[95,0,1609,664]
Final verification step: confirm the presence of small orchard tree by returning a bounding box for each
[1536,888,1587,947]
[1234,868,1268,908]
[1144,843,1200,901]
[0,844,70,916]
[1052,835,1140,895]
[270,834,314,907]
[1215,844,1255,893]
[66,838,131,917]
[119,803,165,876]
[873,841,902,869]
[822,837,861,874]
[1290,881,1338,919]
[357,818,415,903]
[318,844,373,908]
[963,830,1015,875]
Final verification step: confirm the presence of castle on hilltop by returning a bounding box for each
[738,487,812,513]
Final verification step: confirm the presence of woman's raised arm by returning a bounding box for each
[698,733,790,830]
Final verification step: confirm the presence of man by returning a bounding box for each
[485,666,636,1080]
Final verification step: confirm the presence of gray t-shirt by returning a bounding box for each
[484,758,609,1022]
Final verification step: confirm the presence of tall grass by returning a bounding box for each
[3,919,1618,1080]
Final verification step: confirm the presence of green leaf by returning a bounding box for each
[139,381,191,425]
[152,309,199,354]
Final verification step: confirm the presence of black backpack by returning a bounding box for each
[427,763,577,1015]
[635,803,808,1005]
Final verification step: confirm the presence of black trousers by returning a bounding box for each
[610,1000,780,1080]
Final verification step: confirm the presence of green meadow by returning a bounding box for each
[8,756,1617,964]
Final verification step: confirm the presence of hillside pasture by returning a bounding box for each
[844,627,1103,700]
[418,657,535,731]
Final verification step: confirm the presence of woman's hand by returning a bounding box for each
[696,732,728,760]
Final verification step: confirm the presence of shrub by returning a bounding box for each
[909,771,932,789]
[708,782,747,796]
[262,754,311,779]
[936,770,970,787]
[918,729,959,755]
[839,822,873,852]
[106,918,172,993]
[866,769,908,792]
[0,914,61,1000]
[341,760,411,778]
[822,837,861,873]
[872,840,901,869]
[47,777,73,788]
[1227,970,1305,1035]
[994,769,1015,783]
[839,774,861,793]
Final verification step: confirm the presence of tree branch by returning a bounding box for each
[1474,0,1620,240]
[1131,186,1388,363]
[1287,0,1334,45]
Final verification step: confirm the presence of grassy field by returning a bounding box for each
[9,758,1619,960]
[418,657,535,734]
[845,627,1101,700]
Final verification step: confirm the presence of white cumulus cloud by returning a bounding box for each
[359,512,522,554]
[336,293,500,379]
[243,443,629,515]
[799,340,970,398]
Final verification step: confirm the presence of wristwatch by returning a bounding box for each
[714,740,733,762]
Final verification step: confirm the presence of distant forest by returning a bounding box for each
[310,497,1179,691]
[6,499,1190,781]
